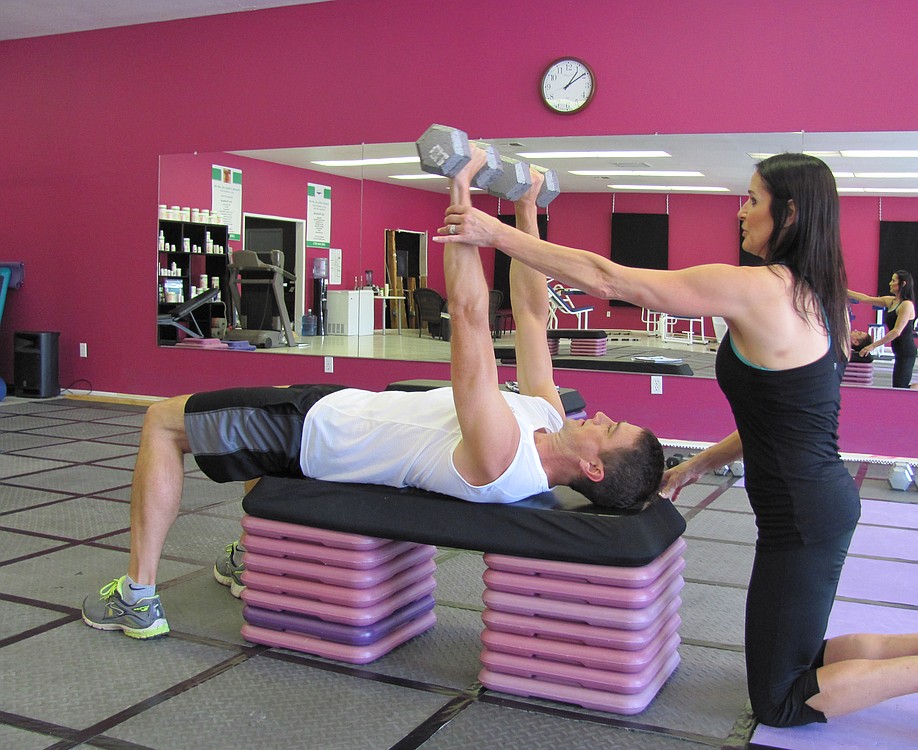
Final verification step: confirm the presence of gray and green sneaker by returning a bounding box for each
[82,576,170,639]
[213,540,245,598]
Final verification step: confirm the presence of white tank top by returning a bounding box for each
[300,387,563,503]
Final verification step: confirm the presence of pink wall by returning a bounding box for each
[1,0,917,456]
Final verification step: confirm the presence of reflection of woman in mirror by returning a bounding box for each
[439,153,918,728]
[848,271,916,388]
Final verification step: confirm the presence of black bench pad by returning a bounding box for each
[242,477,686,567]
[551,358,694,375]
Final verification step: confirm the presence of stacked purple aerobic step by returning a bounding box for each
[239,516,437,664]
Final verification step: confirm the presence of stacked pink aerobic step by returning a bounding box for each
[569,337,608,356]
[478,538,685,714]
[238,516,437,664]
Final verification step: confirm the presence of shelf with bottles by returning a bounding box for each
[157,218,231,344]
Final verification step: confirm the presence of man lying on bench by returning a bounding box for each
[82,148,664,639]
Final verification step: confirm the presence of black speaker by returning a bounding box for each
[14,331,60,398]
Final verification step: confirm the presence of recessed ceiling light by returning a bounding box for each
[854,172,918,178]
[390,174,446,181]
[571,170,703,177]
[841,150,918,158]
[608,184,729,192]
[312,156,420,167]
[517,151,671,159]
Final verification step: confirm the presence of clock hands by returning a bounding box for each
[563,71,586,90]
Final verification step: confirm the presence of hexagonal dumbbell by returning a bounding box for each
[888,462,915,491]
[486,157,562,207]
[533,165,561,207]
[415,124,502,190]
[665,452,688,469]
[487,155,533,201]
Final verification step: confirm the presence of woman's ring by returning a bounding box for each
[449,224,457,235]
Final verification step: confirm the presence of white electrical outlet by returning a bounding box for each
[324,356,334,373]
[79,342,88,358]
[650,375,663,394]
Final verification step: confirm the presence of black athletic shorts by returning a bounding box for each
[184,384,346,482]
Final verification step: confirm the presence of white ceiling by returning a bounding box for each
[232,130,918,197]
[5,2,918,197]
[0,0,330,41]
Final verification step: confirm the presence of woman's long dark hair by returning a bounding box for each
[756,153,849,361]
[895,269,915,304]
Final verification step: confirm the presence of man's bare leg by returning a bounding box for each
[127,395,193,585]
[81,395,191,637]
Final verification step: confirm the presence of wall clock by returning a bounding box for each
[540,57,596,114]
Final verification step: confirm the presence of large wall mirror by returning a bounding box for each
[159,131,918,388]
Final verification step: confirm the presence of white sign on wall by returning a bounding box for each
[211,165,242,240]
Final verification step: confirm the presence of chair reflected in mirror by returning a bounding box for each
[547,282,593,329]
[157,288,220,342]
[488,289,504,339]
[414,287,447,338]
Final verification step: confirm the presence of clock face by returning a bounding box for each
[541,58,595,113]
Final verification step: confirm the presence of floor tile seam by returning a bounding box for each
[58,650,255,748]
[682,576,749,590]
[0,710,83,748]
[3,451,139,464]
[0,494,98,517]
[845,551,918,565]
[834,594,918,611]
[0,590,80,613]
[256,646,478,697]
[682,535,755,547]
[0,534,213,581]
[679,482,738,523]
[688,508,755,519]
[724,702,758,749]
[856,520,918,531]
[7,413,141,426]
[0,523,133,547]
[388,693,480,750]
[433,599,485,612]
[0,475,133,492]
[679,637,745,652]
[72,538,217,571]
[0,611,79,649]
[0,541,84,569]
[476,692,729,746]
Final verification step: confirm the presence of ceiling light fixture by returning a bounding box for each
[571,170,703,177]
[841,150,918,158]
[608,184,729,192]
[517,150,671,159]
[390,174,446,181]
[312,156,420,167]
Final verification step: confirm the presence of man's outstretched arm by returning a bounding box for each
[445,148,521,486]
[510,170,565,417]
